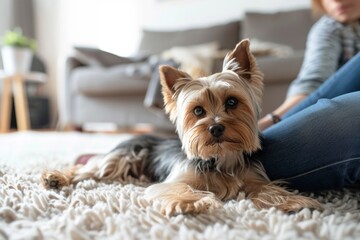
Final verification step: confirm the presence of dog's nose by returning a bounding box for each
[209,124,225,138]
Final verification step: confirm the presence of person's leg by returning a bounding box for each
[283,52,360,119]
[255,91,360,192]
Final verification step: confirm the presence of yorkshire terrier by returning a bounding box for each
[42,39,322,215]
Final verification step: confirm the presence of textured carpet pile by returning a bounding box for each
[0,132,359,240]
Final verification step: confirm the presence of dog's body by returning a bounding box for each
[42,40,322,215]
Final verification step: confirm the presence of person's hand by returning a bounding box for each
[258,95,307,131]
[258,114,274,131]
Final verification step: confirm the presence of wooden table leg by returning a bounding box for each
[12,75,30,131]
[0,77,12,133]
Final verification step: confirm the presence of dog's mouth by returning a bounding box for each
[206,137,224,145]
[207,137,239,145]
[212,138,224,144]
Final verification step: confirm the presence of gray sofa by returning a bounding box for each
[61,8,314,131]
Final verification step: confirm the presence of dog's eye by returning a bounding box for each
[225,97,238,109]
[193,106,205,116]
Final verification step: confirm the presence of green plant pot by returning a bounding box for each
[1,46,33,74]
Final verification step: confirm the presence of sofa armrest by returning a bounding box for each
[59,56,88,126]
[71,62,152,97]
[60,53,151,127]
[65,56,87,75]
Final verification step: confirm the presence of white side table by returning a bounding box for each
[0,70,46,133]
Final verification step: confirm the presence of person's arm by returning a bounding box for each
[259,16,342,131]
[258,95,307,131]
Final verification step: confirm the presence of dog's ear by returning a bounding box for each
[223,39,264,116]
[159,65,192,122]
[222,39,254,80]
[159,65,191,94]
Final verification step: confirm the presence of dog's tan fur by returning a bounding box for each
[42,40,322,216]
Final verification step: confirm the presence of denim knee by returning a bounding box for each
[258,92,360,191]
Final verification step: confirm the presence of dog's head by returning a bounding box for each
[159,39,264,171]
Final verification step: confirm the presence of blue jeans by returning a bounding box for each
[256,53,360,192]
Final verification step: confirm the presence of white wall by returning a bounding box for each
[58,0,141,57]
[0,0,13,33]
[33,0,61,124]
[33,0,310,126]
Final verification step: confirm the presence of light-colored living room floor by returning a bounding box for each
[0,131,359,239]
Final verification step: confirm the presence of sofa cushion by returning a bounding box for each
[256,50,304,84]
[138,21,240,55]
[71,62,152,96]
[242,9,314,50]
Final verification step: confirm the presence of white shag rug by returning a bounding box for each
[0,131,359,240]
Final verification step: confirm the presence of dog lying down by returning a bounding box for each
[42,39,322,216]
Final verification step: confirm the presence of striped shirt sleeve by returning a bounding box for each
[286,16,342,98]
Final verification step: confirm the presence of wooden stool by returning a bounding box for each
[0,71,46,133]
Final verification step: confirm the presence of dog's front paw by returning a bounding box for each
[144,182,222,216]
[251,191,323,213]
[275,195,323,213]
[160,196,221,216]
[41,171,70,190]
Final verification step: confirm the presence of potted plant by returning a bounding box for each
[1,27,37,74]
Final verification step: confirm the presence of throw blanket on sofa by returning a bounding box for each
[161,40,293,79]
